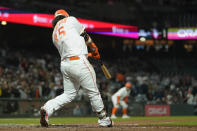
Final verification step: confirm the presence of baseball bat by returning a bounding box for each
[98,60,112,79]
[89,42,111,79]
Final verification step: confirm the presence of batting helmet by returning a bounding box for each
[54,9,69,18]
[125,82,132,89]
[52,9,69,28]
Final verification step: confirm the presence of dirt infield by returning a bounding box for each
[1,117,197,131]
[0,124,197,131]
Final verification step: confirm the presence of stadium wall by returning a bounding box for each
[0,99,196,117]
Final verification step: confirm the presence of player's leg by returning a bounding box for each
[111,96,118,119]
[120,101,130,118]
[42,79,78,116]
[80,57,113,127]
[81,80,113,127]
[40,80,78,127]
[40,62,80,127]
[40,91,77,127]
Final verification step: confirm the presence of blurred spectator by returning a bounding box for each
[187,88,194,105]
[73,104,83,116]
[166,91,173,104]
[1,44,197,107]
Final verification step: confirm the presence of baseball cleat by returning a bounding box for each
[40,108,49,127]
[111,114,117,119]
[122,114,130,119]
[107,117,114,127]
[98,117,113,127]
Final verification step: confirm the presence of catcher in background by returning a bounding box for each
[40,9,113,127]
[111,82,132,119]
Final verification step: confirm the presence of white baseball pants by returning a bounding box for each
[111,96,128,109]
[43,55,104,116]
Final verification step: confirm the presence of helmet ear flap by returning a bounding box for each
[52,15,66,28]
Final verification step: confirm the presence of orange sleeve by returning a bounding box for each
[117,96,120,104]
[124,96,128,103]
[88,53,92,57]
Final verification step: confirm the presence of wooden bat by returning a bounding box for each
[99,60,112,79]
[88,42,111,79]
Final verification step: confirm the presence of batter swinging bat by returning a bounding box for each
[88,42,111,79]
[99,60,112,79]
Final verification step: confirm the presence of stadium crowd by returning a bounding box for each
[1,45,197,108]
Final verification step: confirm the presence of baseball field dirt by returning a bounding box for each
[0,124,197,131]
[0,116,197,131]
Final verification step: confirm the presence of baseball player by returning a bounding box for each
[40,9,113,127]
[111,82,132,119]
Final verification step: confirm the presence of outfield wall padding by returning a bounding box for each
[170,104,195,116]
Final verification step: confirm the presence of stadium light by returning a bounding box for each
[1,21,7,25]
[140,37,146,42]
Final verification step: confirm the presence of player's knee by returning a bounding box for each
[69,92,77,101]
[122,104,128,109]
[89,91,100,99]
[63,92,77,102]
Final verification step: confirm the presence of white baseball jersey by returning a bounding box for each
[52,16,88,59]
[112,87,131,101]
[112,87,131,108]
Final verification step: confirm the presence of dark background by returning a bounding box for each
[1,0,197,28]
[0,0,197,64]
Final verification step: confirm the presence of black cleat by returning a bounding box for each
[40,108,49,127]
[107,117,113,127]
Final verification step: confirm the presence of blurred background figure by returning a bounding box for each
[111,82,132,119]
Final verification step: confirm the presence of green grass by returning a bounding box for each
[0,116,196,126]
[0,117,98,125]
[154,121,197,126]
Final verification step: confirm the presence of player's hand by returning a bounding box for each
[88,52,100,59]
[89,42,100,59]
[88,53,93,57]
[91,48,100,59]
[92,52,100,60]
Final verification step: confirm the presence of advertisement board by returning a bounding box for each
[168,28,197,40]
[0,7,138,39]
[139,28,166,40]
[145,105,170,116]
